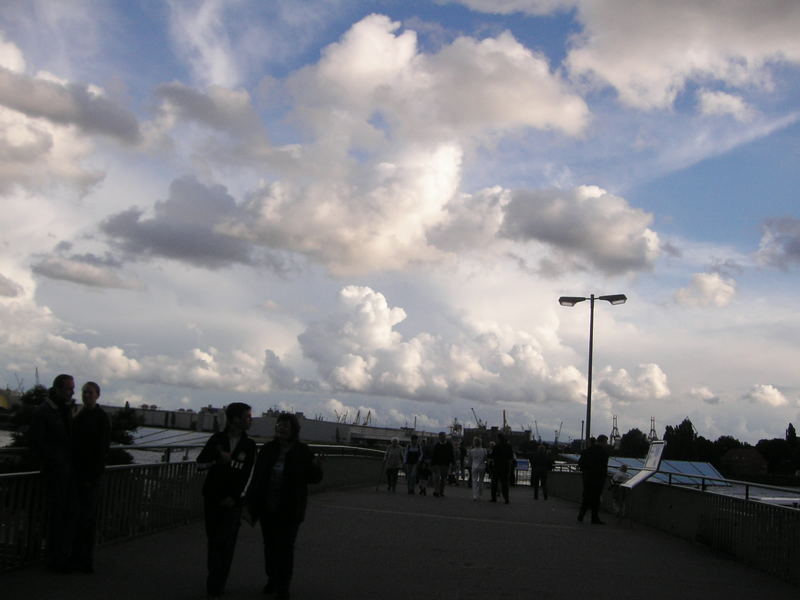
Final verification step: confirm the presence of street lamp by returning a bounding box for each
[558,293,627,447]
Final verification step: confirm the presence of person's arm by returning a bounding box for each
[243,444,267,524]
[196,434,220,470]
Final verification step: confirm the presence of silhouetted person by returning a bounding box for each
[490,433,514,504]
[530,444,554,500]
[30,373,76,571]
[246,413,322,600]
[70,381,110,573]
[431,431,455,497]
[403,434,423,495]
[383,437,404,492]
[417,438,433,495]
[578,435,609,524]
[197,402,256,598]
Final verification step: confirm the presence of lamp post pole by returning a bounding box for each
[586,294,595,446]
[559,293,627,449]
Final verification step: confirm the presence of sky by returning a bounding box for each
[1,0,799,445]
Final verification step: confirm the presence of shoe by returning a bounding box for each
[263,580,276,594]
[577,513,584,522]
[433,492,439,497]
[490,498,497,503]
[591,519,606,525]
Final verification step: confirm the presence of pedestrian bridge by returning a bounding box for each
[1,449,798,599]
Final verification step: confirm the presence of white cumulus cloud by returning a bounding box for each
[297,285,585,406]
[697,90,756,122]
[566,0,800,110]
[675,272,736,307]
[745,384,788,408]
[597,363,670,405]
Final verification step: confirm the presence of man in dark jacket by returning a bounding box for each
[197,402,257,598]
[30,373,76,571]
[578,435,610,524]
[71,381,110,572]
[530,444,554,500]
[490,433,514,504]
[246,413,322,600]
[431,431,455,497]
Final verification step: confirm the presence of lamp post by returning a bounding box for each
[558,294,627,448]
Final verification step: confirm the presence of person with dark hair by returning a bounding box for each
[29,373,77,571]
[578,435,610,525]
[530,444,554,501]
[490,434,514,504]
[197,402,256,598]
[70,381,110,573]
[246,413,323,599]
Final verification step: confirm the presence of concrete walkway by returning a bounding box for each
[2,483,797,600]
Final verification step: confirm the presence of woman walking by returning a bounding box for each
[468,438,488,500]
[246,413,323,599]
[383,437,404,492]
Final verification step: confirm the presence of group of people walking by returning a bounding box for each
[382,433,613,528]
[382,431,556,504]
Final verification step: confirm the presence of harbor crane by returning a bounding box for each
[471,408,486,429]
[553,421,563,446]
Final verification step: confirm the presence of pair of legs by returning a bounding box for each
[404,464,418,494]
[432,464,449,496]
[491,471,510,503]
[72,477,102,571]
[417,468,429,494]
[260,513,300,597]
[471,467,485,500]
[578,477,605,523]
[43,467,77,570]
[385,468,400,491]
[531,472,548,500]
[204,499,242,597]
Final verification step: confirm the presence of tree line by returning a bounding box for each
[616,418,800,481]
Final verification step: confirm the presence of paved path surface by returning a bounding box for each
[2,483,797,600]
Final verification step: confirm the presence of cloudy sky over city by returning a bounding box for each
[2,0,799,443]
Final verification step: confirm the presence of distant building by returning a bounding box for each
[0,389,21,412]
[720,447,768,478]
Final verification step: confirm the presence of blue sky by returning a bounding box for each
[1,0,799,444]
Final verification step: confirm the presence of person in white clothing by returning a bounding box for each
[467,438,488,500]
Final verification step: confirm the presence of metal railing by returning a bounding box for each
[0,443,384,572]
[695,488,800,583]
[549,465,800,585]
[0,461,204,572]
